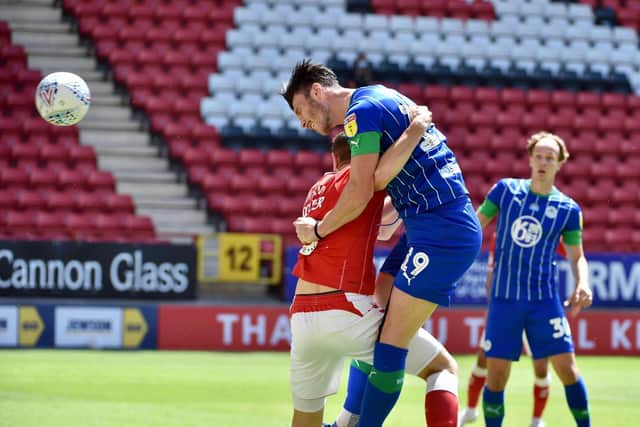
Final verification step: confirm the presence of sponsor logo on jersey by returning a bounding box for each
[438,161,461,178]
[344,113,358,137]
[510,216,543,247]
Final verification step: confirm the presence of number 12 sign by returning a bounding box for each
[219,233,260,281]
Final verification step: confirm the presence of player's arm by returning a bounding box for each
[373,106,432,191]
[563,236,592,316]
[378,196,402,241]
[477,181,504,228]
[319,151,378,235]
[293,151,377,244]
[476,199,498,228]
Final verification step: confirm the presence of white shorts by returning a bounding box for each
[290,291,443,412]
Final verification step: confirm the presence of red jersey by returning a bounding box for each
[292,166,386,295]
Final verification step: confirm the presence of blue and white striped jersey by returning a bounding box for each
[484,178,583,301]
[344,85,469,218]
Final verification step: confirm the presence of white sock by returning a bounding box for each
[336,409,359,427]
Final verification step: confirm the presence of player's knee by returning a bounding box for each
[292,395,325,414]
[557,364,580,385]
[425,369,459,396]
[419,350,457,380]
[533,360,549,379]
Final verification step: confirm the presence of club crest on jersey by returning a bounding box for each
[545,206,558,219]
[344,113,358,137]
[511,216,542,248]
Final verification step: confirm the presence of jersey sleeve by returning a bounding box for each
[344,101,382,157]
[478,180,506,218]
[562,205,583,246]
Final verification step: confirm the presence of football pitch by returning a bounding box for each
[0,351,636,427]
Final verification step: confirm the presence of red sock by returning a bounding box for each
[425,390,458,427]
[533,384,550,418]
[467,372,486,409]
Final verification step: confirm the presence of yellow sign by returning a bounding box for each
[19,306,43,347]
[123,308,148,349]
[219,233,260,281]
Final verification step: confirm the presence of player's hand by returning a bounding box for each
[407,105,432,131]
[293,217,318,245]
[564,284,593,316]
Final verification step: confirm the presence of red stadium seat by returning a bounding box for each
[1,168,30,189]
[423,85,450,103]
[256,173,287,195]
[16,190,46,210]
[182,147,210,169]
[104,193,134,213]
[450,86,475,104]
[11,143,39,164]
[526,90,552,107]
[397,83,423,104]
[201,171,232,193]
[68,145,97,168]
[87,170,115,191]
[293,150,323,171]
[75,190,107,212]
[228,174,259,195]
[29,168,58,190]
[266,149,294,170]
[275,195,303,218]
[210,148,239,169]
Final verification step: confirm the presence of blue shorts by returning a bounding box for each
[380,234,408,277]
[484,297,575,360]
[394,197,482,306]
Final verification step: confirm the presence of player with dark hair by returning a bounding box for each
[284,59,481,426]
[477,132,592,427]
[290,109,459,427]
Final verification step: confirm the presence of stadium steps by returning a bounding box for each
[1,0,216,241]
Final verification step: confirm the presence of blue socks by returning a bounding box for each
[357,342,408,427]
[343,359,372,415]
[564,378,590,427]
[483,388,505,427]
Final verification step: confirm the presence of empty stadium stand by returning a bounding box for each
[1,18,156,243]
[3,0,639,251]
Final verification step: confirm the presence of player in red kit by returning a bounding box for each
[290,109,459,427]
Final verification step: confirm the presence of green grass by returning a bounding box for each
[0,351,636,426]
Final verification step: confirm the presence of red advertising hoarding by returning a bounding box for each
[158,305,640,355]
[158,305,291,351]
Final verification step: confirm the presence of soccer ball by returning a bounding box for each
[35,71,91,126]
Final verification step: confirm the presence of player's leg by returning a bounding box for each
[293,406,325,427]
[483,357,512,427]
[330,269,396,427]
[329,359,372,427]
[549,352,590,427]
[358,203,481,426]
[290,293,383,427]
[459,344,487,426]
[525,298,590,427]
[482,298,527,427]
[531,357,550,427]
[408,330,459,427]
[358,289,438,426]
